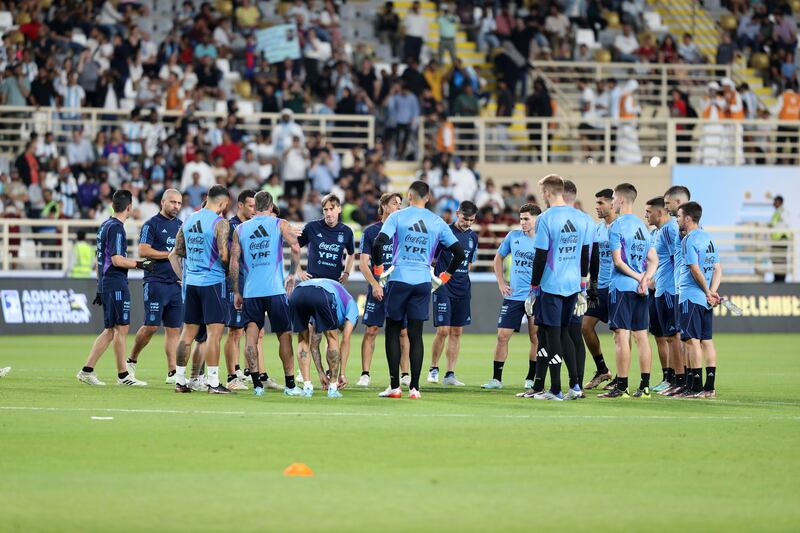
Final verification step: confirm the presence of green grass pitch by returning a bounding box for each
[0,333,798,531]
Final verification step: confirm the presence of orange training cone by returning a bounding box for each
[284,463,314,477]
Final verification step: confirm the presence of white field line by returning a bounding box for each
[0,406,798,421]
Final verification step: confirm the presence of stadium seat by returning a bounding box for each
[643,12,668,34]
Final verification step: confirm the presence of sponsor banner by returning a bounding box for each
[1,279,797,335]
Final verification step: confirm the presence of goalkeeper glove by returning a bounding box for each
[524,285,539,316]
[136,258,156,272]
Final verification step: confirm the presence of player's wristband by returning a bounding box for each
[135,260,144,270]
[373,265,384,277]
[439,272,452,284]
[580,281,588,291]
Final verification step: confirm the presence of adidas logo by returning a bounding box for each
[161,229,168,233]
[706,242,716,253]
[188,220,203,233]
[317,233,323,238]
[634,228,646,241]
[407,219,429,233]
[250,225,269,239]
[562,220,577,232]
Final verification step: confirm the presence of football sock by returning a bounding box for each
[285,375,295,389]
[208,366,219,388]
[401,372,409,378]
[361,371,369,376]
[533,325,563,394]
[568,324,586,386]
[235,364,241,372]
[118,371,129,380]
[525,360,536,381]
[82,366,93,373]
[259,373,268,382]
[385,318,403,389]
[616,376,629,392]
[251,372,262,389]
[493,361,504,381]
[593,354,609,374]
[562,327,577,389]
[444,371,454,378]
[665,367,674,383]
[639,373,650,390]
[126,357,136,364]
[662,368,669,382]
[692,368,703,392]
[176,366,186,386]
[227,374,236,383]
[704,367,716,391]
[430,366,439,372]
[167,370,176,377]
[407,319,424,390]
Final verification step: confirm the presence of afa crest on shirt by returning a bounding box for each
[337,233,344,243]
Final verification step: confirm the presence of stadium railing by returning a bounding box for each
[0,219,795,282]
[419,116,800,165]
[530,61,736,114]
[0,106,375,156]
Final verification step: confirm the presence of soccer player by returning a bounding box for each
[170,185,231,394]
[525,175,590,401]
[429,200,479,386]
[223,189,256,391]
[230,191,302,397]
[481,203,541,391]
[371,180,465,399]
[598,183,658,399]
[296,194,355,384]
[582,189,617,389]
[661,185,691,396]
[357,192,410,387]
[645,196,681,392]
[125,189,183,384]
[288,278,359,398]
[77,190,154,386]
[676,201,720,398]
[562,180,594,394]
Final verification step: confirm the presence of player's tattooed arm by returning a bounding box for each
[279,219,302,246]
[215,219,230,267]
[230,231,241,294]
[169,230,186,281]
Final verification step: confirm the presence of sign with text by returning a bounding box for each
[256,24,301,64]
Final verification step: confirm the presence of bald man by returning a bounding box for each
[125,189,185,383]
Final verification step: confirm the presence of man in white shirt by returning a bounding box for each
[449,156,477,203]
[578,80,601,158]
[271,109,305,154]
[180,150,216,191]
[544,4,571,41]
[403,1,428,62]
[613,24,639,62]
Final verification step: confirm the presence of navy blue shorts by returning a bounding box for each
[585,287,609,323]
[497,299,528,331]
[608,289,649,331]
[648,290,663,337]
[227,290,244,329]
[143,282,183,328]
[195,324,207,343]
[244,294,292,333]
[680,300,713,341]
[362,291,387,327]
[102,288,131,329]
[384,281,431,322]
[433,288,471,328]
[534,292,579,328]
[289,285,339,333]
[655,293,679,337]
[183,283,229,325]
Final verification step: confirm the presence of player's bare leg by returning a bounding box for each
[400,328,410,374]
[324,329,342,396]
[663,334,687,395]
[599,328,631,398]
[202,323,226,392]
[699,339,717,397]
[163,327,180,373]
[275,331,297,392]
[244,323,262,392]
[174,324,199,391]
[682,338,704,396]
[359,325,380,385]
[224,327,243,377]
[482,327,513,389]
[128,325,158,366]
[78,328,115,385]
[445,326,463,373]
[582,315,612,388]
[631,329,652,396]
[297,331,322,396]
[429,326,449,383]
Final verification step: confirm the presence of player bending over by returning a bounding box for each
[288,279,358,398]
[371,180,465,399]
